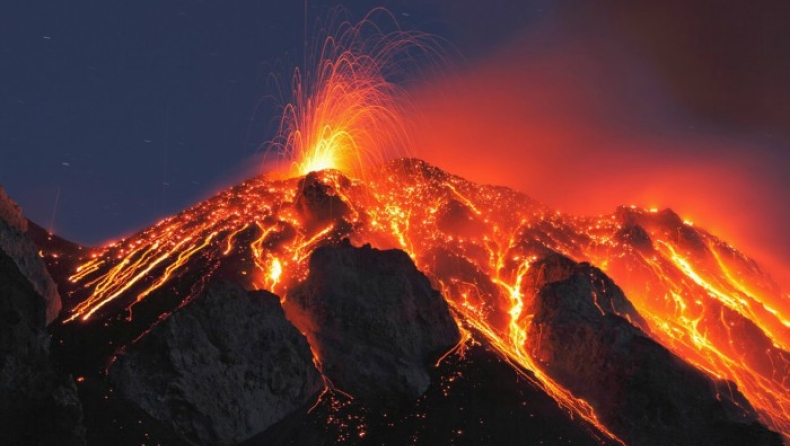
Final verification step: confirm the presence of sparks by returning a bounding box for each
[57,11,790,444]
[270,9,441,178]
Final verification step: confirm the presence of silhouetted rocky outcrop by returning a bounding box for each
[21,160,789,445]
[524,253,782,446]
[248,344,619,446]
[0,247,85,446]
[0,186,61,324]
[287,242,461,405]
[108,282,324,446]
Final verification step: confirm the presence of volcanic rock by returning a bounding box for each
[0,185,27,232]
[614,223,653,250]
[418,246,511,329]
[250,344,619,446]
[524,253,782,446]
[287,242,461,405]
[295,171,351,231]
[108,281,324,446]
[0,247,86,446]
[523,253,650,332]
[615,206,706,252]
[436,199,486,238]
[0,186,62,324]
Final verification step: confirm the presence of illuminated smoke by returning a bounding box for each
[55,9,790,444]
[403,10,790,292]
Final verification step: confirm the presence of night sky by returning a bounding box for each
[1,1,788,286]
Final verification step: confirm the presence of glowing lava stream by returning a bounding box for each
[60,162,790,443]
[581,211,790,439]
[55,10,790,445]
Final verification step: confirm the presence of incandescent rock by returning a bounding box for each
[525,253,782,446]
[108,281,324,446]
[287,242,461,405]
[0,247,85,446]
[0,186,61,324]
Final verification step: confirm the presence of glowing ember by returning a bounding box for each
[56,12,790,445]
[270,9,439,178]
[61,160,790,442]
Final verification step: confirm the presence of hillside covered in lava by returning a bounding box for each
[1,159,788,446]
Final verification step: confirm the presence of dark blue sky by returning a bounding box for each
[1,0,788,284]
[0,0,547,244]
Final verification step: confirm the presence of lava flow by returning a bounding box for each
[52,11,790,446]
[57,158,790,443]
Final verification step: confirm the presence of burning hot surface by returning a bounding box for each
[55,158,790,443]
[40,9,790,444]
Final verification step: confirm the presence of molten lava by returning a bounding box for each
[57,159,790,443]
[270,9,439,178]
[53,11,790,445]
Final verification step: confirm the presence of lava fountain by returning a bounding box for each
[269,8,440,178]
[53,9,790,446]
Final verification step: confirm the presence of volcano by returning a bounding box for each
[1,158,787,446]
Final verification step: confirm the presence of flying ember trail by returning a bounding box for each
[57,11,790,445]
[269,8,439,179]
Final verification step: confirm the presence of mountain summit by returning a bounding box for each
[9,158,788,445]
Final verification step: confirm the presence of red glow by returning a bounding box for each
[57,11,790,444]
[61,162,790,442]
[405,27,790,292]
[268,8,442,179]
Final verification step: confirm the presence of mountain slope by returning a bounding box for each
[33,158,789,445]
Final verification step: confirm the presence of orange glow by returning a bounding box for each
[404,28,790,295]
[59,11,790,444]
[270,9,441,178]
[62,161,790,442]
[269,258,283,286]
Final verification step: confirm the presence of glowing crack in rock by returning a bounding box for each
[55,11,790,445]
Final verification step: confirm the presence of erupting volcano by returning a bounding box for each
[2,8,789,446]
[39,157,789,445]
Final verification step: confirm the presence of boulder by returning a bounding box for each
[109,281,324,446]
[0,186,61,324]
[287,242,461,405]
[295,171,351,232]
[524,253,782,446]
[0,247,85,446]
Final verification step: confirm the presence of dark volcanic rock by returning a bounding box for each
[525,253,782,446]
[0,185,28,232]
[614,223,653,250]
[295,171,351,231]
[523,253,650,332]
[249,344,619,446]
[287,242,461,405]
[0,186,61,324]
[108,282,324,446]
[0,247,85,446]
[436,199,486,238]
[26,220,88,302]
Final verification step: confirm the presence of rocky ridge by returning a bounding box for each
[109,281,324,446]
[524,253,782,446]
[287,241,462,405]
[0,186,61,324]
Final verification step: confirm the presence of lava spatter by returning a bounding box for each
[56,158,790,443]
[51,11,790,444]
